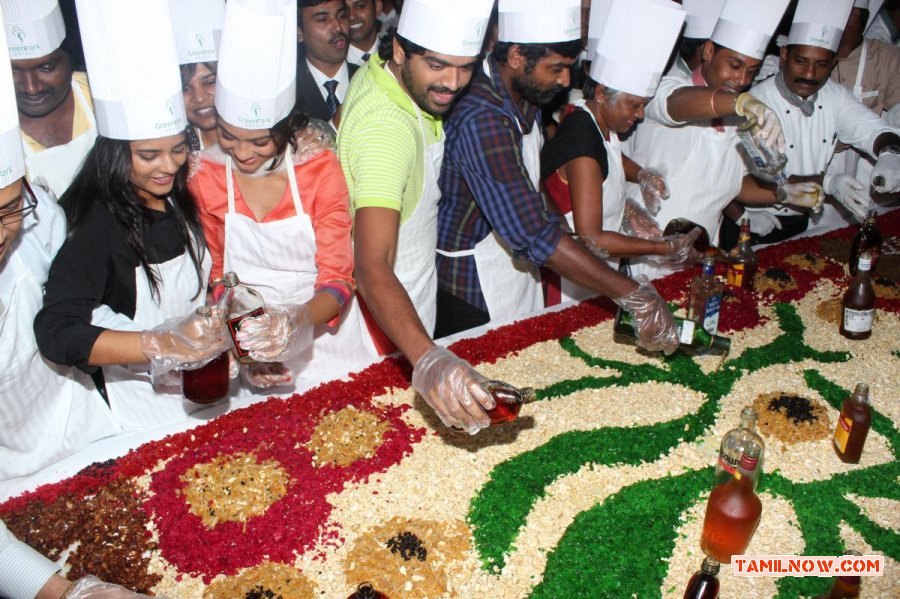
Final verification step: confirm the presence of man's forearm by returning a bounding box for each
[544,235,638,299]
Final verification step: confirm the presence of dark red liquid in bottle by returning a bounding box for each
[487,398,523,425]
[181,351,229,404]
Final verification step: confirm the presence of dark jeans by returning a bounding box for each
[434,289,491,339]
[719,213,810,251]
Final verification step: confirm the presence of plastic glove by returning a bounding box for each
[777,181,824,212]
[242,362,294,388]
[824,173,871,220]
[570,233,610,260]
[871,151,900,193]
[291,118,336,165]
[636,167,670,215]
[735,93,786,153]
[411,346,494,435]
[663,227,703,266]
[621,197,663,239]
[612,276,679,355]
[234,304,314,362]
[139,311,228,377]
[64,575,163,598]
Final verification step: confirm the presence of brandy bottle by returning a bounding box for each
[848,210,881,275]
[833,383,871,464]
[614,309,731,356]
[840,252,876,340]
[687,256,723,335]
[218,271,267,363]
[683,556,720,599]
[714,406,765,490]
[726,218,758,290]
[483,380,537,425]
[347,582,388,599]
[181,306,230,404]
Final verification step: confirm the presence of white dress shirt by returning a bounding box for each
[307,59,350,105]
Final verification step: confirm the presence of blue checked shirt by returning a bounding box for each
[437,58,565,312]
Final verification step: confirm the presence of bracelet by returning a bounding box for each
[709,88,721,117]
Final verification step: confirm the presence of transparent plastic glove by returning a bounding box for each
[735,93,786,153]
[235,304,314,362]
[660,227,703,266]
[139,311,228,377]
[570,233,610,260]
[621,197,663,239]
[411,346,494,435]
[824,173,871,220]
[612,276,679,355]
[64,576,162,598]
[871,151,900,193]
[291,118,336,165]
[777,181,824,212]
[636,167,670,215]
[242,362,294,388]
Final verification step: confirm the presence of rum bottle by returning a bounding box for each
[840,252,875,340]
[683,556,720,599]
[848,210,881,275]
[833,383,871,464]
[812,551,862,598]
[347,582,388,599]
[218,271,267,363]
[700,441,763,564]
[687,256,723,335]
[181,306,230,404]
[614,309,731,356]
[726,218,758,290]
[482,380,537,425]
[715,406,765,490]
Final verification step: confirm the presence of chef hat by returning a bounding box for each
[77,0,186,140]
[397,0,494,57]
[215,0,296,131]
[1,0,65,60]
[169,0,225,65]
[590,0,685,97]
[710,0,790,60]
[789,0,854,52]
[498,0,582,44]
[585,0,613,59]
[0,4,24,188]
[683,0,727,39]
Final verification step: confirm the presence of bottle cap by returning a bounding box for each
[857,252,872,271]
[852,383,869,402]
[196,306,212,317]
[222,271,240,287]
[865,209,877,221]
[701,556,721,575]
[352,583,378,599]
[520,387,538,404]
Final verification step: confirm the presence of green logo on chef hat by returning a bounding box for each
[166,99,175,117]
[196,33,205,48]
[12,27,25,43]
[250,102,261,117]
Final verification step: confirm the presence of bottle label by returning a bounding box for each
[842,308,874,333]
[718,453,737,475]
[833,414,852,453]
[679,319,695,345]
[226,307,266,359]
[727,263,745,287]
[703,295,721,335]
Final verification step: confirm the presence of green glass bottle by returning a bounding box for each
[613,308,731,356]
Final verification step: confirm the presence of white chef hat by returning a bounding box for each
[683,0,727,39]
[215,0,296,131]
[498,0,582,44]
[169,0,225,65]
[788,0,854,52]
[590,0,685,98]
[585,0,613,59]
[1,0,65,60]
[0,4,24,188]
[710,0,790,60]
[397,0,494,57]
[76,0,186,140]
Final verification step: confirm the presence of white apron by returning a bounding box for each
[1,223,119,479]
[23,82,97,200]
[223,154,378,387]
[97,224,210,431]
[558,103,625,304]
[435,59,544,322]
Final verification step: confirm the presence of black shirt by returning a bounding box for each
[34,200,191,372]
[540,107,609,182]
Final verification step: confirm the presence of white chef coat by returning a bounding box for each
[0,519,59,599]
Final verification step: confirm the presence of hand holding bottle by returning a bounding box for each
[63,576,165,598]
[235,304,314,362]
[871,150,900,193]
[636,166,669,215]
[139,310,229,376]
[621,197,663,239]
[663,227,702,265]
[411,346,494,435]
[734,93,786,153]
[778,181,824,212]
[612,276,679,355]
[823,173,871,220]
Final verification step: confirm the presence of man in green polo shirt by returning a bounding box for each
[338,0,496,435]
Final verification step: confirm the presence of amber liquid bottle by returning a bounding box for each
[181,308,230,404]
[840,252,876,340]
[833,383,871,464]
[482,380,537,425]
[218,271,267,363]
[347,582,388,599]
[683,556,720,599]
[726,218,758,290]
[848,210,881,275]
[700,442,763,564]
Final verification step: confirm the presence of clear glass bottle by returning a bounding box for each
[683,556,721,599]
[840,252,876,340]
[181,306,230,404]
[688,256,724,336]
[218,272,267,363]
[737,119,788,186]
[849,210,881,276]
[614,309,731,356]
[726,218,758,290]
[833,383,872,464]
[715,406,765,490]
[482,380,537,425]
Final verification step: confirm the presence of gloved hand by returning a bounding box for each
[823,173,871,220]
[777,181,824,212]
[871,150,900,193]
[235,304,314,362]
[612,276,679,355]
[738,209,783,236]
[735,93,786,153]
[411,346,494,435]
[621,197,663,239]
[663,227,703,266]
[636,166,670,215]
[64,575,163,598]
[139,311,228,377]
[570,233,610,260]
[242,362,294,388]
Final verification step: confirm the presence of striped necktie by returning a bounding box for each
[324,79,339,119]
